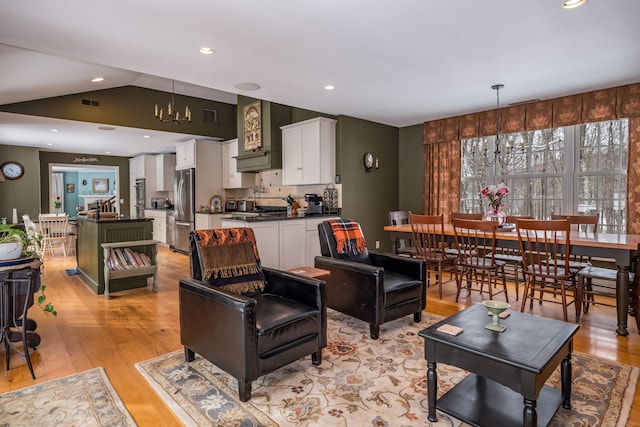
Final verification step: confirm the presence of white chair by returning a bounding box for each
[38,214,69,259]
[22,214,42,255]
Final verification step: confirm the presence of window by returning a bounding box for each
[460,119,628,233]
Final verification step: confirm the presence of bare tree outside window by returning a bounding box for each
[460,119,628,233]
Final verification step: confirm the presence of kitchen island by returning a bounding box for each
[76,216,153,295]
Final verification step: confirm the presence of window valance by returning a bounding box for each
[423,83,640,144]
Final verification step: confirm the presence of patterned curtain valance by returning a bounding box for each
[423,82,640,143]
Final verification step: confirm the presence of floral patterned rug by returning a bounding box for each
[135,310,638,427]
[0,367,137,426]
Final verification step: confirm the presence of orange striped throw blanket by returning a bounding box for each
[328,218,367,256]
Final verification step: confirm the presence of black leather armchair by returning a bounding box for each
[314,220,426,339]
[179,228,327,402]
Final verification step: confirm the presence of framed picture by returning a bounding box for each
[243,101,262,151]
[66,183,75,193]
[92,178,109,193]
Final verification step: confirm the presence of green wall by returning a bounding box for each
[1,86,237,141]
[337,116,400,252]
[0,145,41,221]
[398,124,424,214]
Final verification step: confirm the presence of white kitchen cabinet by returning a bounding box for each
[155,153,176,191]
[305,216,339,266]
[131,154,156,179]
[129,158,137,217]
[279,219,306,270]
[195,213,223,230]
[175,139,224,211]
[281,117,336,186]
[144,210,167,244]
[222,139,255,189]
[175,141,196,170]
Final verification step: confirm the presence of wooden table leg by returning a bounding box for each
[523,398,537,427]
[616,265,630,336]
[427,361,438,422]
[561,352,572,409]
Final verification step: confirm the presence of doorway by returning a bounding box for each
[49,164,120,216]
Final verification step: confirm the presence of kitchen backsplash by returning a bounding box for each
[223,169,342,210]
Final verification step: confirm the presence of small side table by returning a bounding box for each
[0,257,42,379]
[287,266,330,279]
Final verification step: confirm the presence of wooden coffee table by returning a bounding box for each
[419,304,579,427]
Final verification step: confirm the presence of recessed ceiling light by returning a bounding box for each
[235,82,261,91]
[105,151,111,154]
[143,135,151,139]
[198,47,215,55]
[562,0,587,9]
[97,126,115,131]
[324,85,335,90]
[47,143,54,146]
[91,77,104,82]
[50,129,59,132]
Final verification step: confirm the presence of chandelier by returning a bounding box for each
[470,84,525,168]
[154,80,192,123]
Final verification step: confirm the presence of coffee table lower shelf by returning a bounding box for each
[438,374,562,427]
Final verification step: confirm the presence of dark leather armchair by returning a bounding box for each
[179,228,327,402]
[314,220,426,339]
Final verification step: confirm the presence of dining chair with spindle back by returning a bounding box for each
[410,213,457,299]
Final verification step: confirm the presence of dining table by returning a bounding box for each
[384,223,640,336]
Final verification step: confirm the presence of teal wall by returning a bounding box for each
[61,171,116,215]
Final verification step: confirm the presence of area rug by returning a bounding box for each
[0,367,137,426]
[136,310,638,427]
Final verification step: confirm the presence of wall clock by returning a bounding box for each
[363,152,374,172]
[1,161,25,180]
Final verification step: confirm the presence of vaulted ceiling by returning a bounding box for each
[1,0,639,156]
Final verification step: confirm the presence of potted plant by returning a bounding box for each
[0,223,56,315]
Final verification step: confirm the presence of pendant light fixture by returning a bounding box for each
[154,80,192,123]
[470,84,525,169]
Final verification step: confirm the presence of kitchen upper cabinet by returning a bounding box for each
[222,139,255,189]
[175,141,196,170]
[131,154,156,179]
[155,154,176,191]
[281,117,336,185]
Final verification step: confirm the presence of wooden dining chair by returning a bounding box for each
[515,217,579,322]
[451,218,509,303]
[450,212,483,220]
[388,210,416,257]
[490,215,534,301]
[410,213,457,299]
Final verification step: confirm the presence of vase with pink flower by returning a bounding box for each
[481,184,508,226]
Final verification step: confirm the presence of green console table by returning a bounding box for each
[76,217,153,295]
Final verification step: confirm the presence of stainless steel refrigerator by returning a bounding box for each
[169,168,195,253]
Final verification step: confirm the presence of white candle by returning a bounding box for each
[12,208,17,224]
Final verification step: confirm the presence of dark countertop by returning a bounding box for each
[221,212,340,222]
[77,216,152,223]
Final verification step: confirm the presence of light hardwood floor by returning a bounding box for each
[1,246,639,426]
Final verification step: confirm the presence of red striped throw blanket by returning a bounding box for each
[328,218,367,256]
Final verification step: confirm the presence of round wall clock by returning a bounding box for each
[363,152,374,172]
[1,161,25,180]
